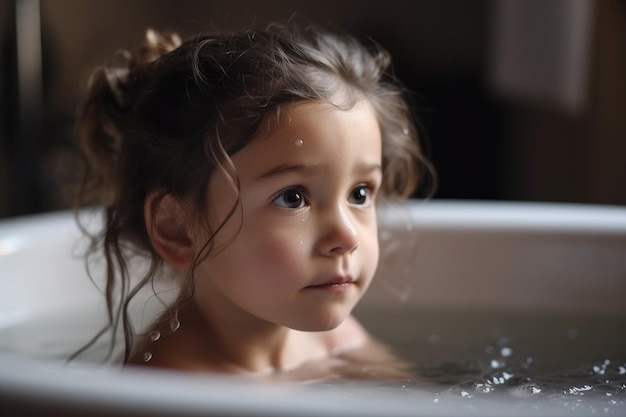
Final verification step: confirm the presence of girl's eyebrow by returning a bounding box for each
[253,164,317,183]
[253,162,382,183]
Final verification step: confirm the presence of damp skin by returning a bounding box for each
[193,99,382,334]
[132,99,389,374]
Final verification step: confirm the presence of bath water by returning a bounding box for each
[2,306,625,414]
[352,307,626,414]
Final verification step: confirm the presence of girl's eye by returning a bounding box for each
[348,186,370,206]
[272,187,306,209]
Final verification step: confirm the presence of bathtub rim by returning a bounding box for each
[2,199,626,233]
[1,200,625,416]
[0,351,596,417]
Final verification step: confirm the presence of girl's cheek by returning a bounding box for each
[253,231,308,275]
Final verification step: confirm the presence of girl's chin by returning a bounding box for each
[284,314,350,333]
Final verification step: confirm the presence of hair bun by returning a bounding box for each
[77,29,182,205]
[137,29,182,66]
[90,29,182,112]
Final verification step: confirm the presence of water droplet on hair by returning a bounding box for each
[170,318,181,332]
[295,139,304,146]
[500,347,513,357]
[150,330,161,342]
[143,352,153,362]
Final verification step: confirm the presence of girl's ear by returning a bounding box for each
[144,192,197,271]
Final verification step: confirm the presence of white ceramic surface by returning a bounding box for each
[1,200,625,416]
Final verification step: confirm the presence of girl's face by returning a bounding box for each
[193,99,382,332]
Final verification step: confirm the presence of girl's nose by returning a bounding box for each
[318,205,359,256]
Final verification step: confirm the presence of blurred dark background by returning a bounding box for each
[1,0,625,218]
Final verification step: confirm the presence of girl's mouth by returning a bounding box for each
[305,276,355,292]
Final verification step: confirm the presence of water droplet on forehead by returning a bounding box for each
[294,139,304,147]
[149,330,161,342]
[143,352,153,362]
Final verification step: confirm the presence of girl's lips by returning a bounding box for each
[305,277,355,292]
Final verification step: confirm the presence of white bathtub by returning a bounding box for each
[1,200,625,416]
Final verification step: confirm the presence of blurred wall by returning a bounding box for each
[0,0,624,218]
[497,0,626,205]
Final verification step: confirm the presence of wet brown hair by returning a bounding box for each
[74,24,434,362]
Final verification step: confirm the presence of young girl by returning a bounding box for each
[76,23,431,380]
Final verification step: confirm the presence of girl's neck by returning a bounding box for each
[133,296,368,375]
[173,300,330,374]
